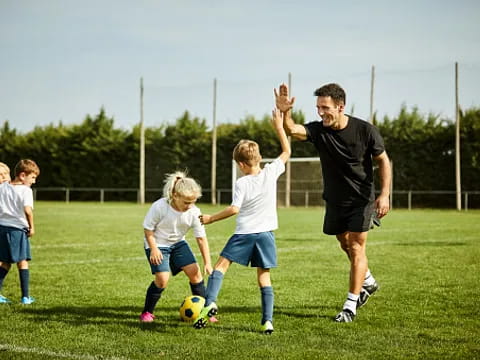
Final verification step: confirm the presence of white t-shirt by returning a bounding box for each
[143,197,206,248]
[0,183,33,229]
[232,157,285,234]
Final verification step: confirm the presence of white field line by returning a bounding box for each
[35,256,145,266]
[34,237,467,267]
[35,245,327,266]
[0,343,128,360]
[32,241,139,249]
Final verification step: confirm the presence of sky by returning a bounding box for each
[1,0,479,133]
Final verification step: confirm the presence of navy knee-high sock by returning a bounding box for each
[19,269,30,298]
[0,267,9,292]
[205,270,224,306]
[143,281,165,314]
[190,280,206,298]
[260,286,274,324]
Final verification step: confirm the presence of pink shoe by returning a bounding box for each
[139,312,155,322]
[209,316,219,323]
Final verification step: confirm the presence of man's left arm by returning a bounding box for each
[374,151,391,218]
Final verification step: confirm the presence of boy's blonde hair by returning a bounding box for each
[163,171,202,202]
[233,139,261,166]
[0,162,10,182]
[14,159,40,177]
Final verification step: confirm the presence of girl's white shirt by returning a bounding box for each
[143,197,206,248]
[232,157,285,234]
[0,183,33,229]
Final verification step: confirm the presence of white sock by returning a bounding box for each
[343,292,359,314]
[363,270,376,287]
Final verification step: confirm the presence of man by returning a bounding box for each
[274,83,391,322]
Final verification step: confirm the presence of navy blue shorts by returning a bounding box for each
[145,240,197,276]
[323,201,376,235]
[0,225,31,263]
[220,231,277,269]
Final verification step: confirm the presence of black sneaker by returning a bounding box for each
[357,281,379,308]
[334,309,356,323]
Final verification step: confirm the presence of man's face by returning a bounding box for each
[316,96,344,128]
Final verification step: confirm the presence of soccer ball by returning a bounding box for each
[179,295,205,322]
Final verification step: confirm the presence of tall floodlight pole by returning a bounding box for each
[285,72,292,208]
[455,62,461,210]
[139,77,145,204]
[369,65,375,123]
[211,78,217,205]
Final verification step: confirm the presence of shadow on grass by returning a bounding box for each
[274,305,334,320]
[18,303,336,334]
[19,305,184,332]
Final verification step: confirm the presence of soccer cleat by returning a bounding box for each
[20,296,35,305]
[262,320,274,334]
[208,316,219,323]
[334,309,356,323]
[0,295,12,304]
[139,311,155,322]
[357,281,379,308]
[193,302,218,329]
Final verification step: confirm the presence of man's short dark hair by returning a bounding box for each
[314,83,346,105]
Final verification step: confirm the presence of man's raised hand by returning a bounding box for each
[274,83,295,113]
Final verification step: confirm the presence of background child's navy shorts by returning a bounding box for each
[0,225,31,263]
[145,240,197,275]
[220,231,277,269]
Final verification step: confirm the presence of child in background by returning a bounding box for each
[0,162,11,182]
[193,109,290,334]
[139,171,213,322]
[0,159,40,304]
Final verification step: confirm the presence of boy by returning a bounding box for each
[0,159,40,304]
[193,109,290,334]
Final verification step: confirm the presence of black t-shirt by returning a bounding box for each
[304,116,385,206]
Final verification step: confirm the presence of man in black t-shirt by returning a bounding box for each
[275,83,391,322]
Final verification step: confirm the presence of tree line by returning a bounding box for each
[1,106,479,206]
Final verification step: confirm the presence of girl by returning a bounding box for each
[139,171,213,322]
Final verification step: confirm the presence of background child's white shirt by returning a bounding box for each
[0,183,33,229]
[231,157,285,234]
[143,197,206,248]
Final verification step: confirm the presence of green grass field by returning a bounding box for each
[0,202,479,359]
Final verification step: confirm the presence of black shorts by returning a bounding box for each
[323,202,376,235]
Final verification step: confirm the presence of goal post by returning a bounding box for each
[232,157,324,207]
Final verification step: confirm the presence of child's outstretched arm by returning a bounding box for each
[195,236,213,275]
[272,108,292,164]
[199,205,239,225]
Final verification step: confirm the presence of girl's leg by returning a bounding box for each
[183,263,205,298]
[142,272,169,315]
[258,268,274,325]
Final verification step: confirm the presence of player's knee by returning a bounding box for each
[154,274,169,288]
